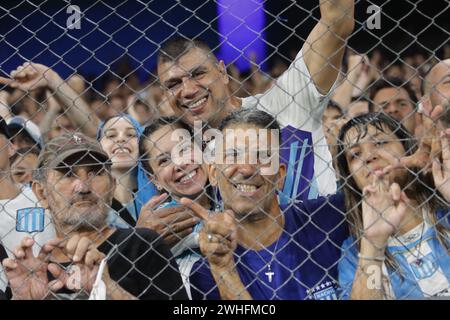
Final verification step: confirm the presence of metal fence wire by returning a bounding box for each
[0,0,449,300]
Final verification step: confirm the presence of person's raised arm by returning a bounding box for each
[332,54,365,110]
[303,0,355,94]
[0,91,13,121]
[0,63,99,138]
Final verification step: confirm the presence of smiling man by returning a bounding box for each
[184,109,348,300]
[3,133,187,300]
[157,0,355,203]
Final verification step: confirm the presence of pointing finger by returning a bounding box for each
[179,197,210,221]
[141,193,169,212]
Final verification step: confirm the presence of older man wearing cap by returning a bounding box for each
[2,132,187,300]
[0,116,56,299]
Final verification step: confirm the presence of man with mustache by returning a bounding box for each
[183,109,348,300]
[2,133,187,299]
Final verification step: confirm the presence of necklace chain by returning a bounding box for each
[258,228,283,283]
[392,215,426,264]
[243,215,285,283]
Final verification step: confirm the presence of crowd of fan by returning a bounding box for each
[0,0,449,300]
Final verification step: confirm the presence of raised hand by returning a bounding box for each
[0,62,61,92]
[362,173,411,249]
[432,131,450,202]
[47,235,106,294]
[2,237,59,300]
[382,112,443,173]
[180,198,237,270]
[137,193,200,247]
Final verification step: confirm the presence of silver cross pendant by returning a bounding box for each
[265,265,275,283]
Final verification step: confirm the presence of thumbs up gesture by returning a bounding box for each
[180,198,238,270]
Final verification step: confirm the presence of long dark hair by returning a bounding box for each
[336,113,449,272]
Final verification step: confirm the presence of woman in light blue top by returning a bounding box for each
[336,113,449,299]
[97,113,158,225]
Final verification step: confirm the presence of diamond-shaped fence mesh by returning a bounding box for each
[0,0,449,300]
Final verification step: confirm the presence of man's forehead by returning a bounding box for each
[54,152,108,168]
[429,60,450,83]
[158,48,213,78]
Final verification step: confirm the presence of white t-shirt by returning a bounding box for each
[241,49,336,203]
[0,187,56,292]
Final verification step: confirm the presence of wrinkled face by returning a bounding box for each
[344,124,408,191]
[146,125,208,199]
[11,153,38,185]
[100,117,139,171]
[210,123,285,220]
[428,61,450,109]
[372,87,416,134]
[158,48,230,127]
[37,156,115,232]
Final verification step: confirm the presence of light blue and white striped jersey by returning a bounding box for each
[338,209,450,299]
[0,187,56,292]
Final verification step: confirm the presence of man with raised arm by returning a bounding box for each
[157,0,355,202]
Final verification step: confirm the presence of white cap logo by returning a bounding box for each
[73,134,82,144]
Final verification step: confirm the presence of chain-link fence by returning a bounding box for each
[0,0,449,300]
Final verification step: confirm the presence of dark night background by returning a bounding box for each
[0,0,448,81]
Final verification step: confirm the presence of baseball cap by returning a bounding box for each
[37,132,110,170]
[7,116,44,149]
[0,116,11,139]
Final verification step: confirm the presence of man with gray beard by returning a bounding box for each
[2,133,187,300]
